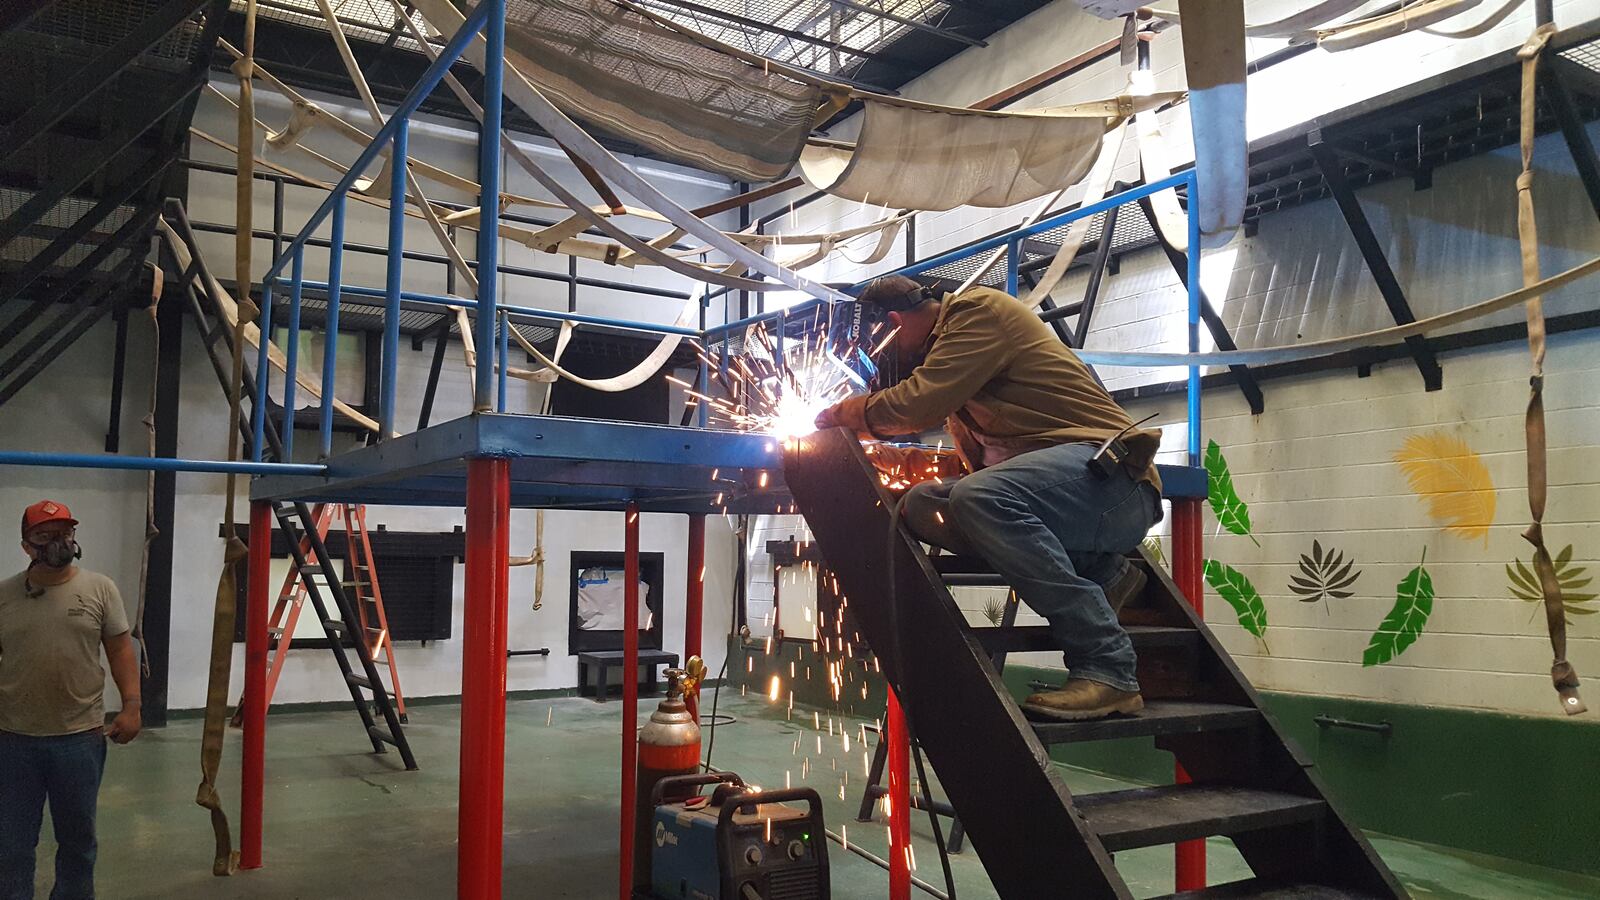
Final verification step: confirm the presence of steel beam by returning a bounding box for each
[1545,59,1600,221]
[417,318,452,430]
[1135,197,1266,414]
[685,513,705,721]
[620,502,642,900]
[105,303,130,452]
[1307,139,1443,391]
[142,243,184,728]
[0,0,207,164]
[1075,207,1119,349]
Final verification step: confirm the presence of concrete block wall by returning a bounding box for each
[751,1,1600,719]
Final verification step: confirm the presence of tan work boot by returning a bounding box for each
[1023,679,1144,721]
[1100,559,1147,613]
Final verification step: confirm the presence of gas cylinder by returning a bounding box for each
[635,663,702,890]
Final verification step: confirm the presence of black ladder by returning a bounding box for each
[785,428,1406,899]
[159,202,417,770]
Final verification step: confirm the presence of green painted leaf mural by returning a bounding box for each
[1363,548,1434,667]
[1507,544,1597,623]
[1203,559,1268,640]
[1140,535,1167,570]
[1289,539,1362,605]
[1204,440,1259,547]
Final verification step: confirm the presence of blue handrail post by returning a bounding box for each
[474,0,505,412]
[1185,172,1202,467]
[251,285,272,463]
[320,195,346,458]
[1005,237,1020,296]
[283,247,304,460]
[381,121,409,439]
[497,310,509,412]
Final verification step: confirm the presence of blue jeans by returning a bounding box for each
[903,442,1160,692]
[0,730,106,900]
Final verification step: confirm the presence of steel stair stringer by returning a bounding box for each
[783,427,1406,900]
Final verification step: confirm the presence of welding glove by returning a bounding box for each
[815,394,871,434]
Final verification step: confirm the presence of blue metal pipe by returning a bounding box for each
[883,175,1191,282]
[294,281,702,338]
[0,451,326,477]
[473,0,506,411]
[260,0,493,286]
[320,196,346,458]
[705,297,827,341]
[283,248,304,459]
[1185,172,1202,467]
[497,309,509,412]
[1005,237,1020,296]
[251,284,272,463]
[381,121,408,439]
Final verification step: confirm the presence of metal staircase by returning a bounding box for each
[785,428,1406,899]
[0,0,226,404]
[160,203,417,769]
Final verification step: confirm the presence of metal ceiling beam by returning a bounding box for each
[1307,137,1442,392]
[636,0,924,71]
[824,0,985,47]
[0,0,209,165]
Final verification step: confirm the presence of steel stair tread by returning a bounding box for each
[1152,878,1387,899]
[1074,784,1326,851]
[1026,700,1260,744]
[970,623,1196,654]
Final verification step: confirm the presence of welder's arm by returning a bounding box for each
[818,304,1014,439]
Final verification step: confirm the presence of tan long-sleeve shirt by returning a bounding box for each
[860,287,1162,491]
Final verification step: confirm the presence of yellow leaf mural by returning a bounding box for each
[1394,431,1496,543]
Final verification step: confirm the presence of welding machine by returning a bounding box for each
[648,772,829,900]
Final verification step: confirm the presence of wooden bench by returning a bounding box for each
[577,649,680,701]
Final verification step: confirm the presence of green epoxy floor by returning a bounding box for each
[36,693,1600,898]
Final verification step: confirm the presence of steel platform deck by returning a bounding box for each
[249,413,1209,512]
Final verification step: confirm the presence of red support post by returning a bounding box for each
[886,689,912,900]
[619,502,642,900]
[685,513,705,722]
[460,458,511,900]
[240,500,272,870]
[1170,497,1207,891]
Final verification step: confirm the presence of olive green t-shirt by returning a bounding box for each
[0,568,129,736]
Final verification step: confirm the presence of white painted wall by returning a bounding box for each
[753,1,1600,719]
[1,85,749,712]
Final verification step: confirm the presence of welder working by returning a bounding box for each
[815,275,1162,721]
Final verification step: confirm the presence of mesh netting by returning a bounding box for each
[484,0,826,181]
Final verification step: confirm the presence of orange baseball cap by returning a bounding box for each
[21,500,77,538]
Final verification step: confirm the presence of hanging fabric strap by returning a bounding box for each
[197,0,257,876]
[133,265,162,678]
[1515,24,1585,715]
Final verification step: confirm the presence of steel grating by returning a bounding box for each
[25,0,207,62]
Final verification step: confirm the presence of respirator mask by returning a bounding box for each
[28,535,82,569]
